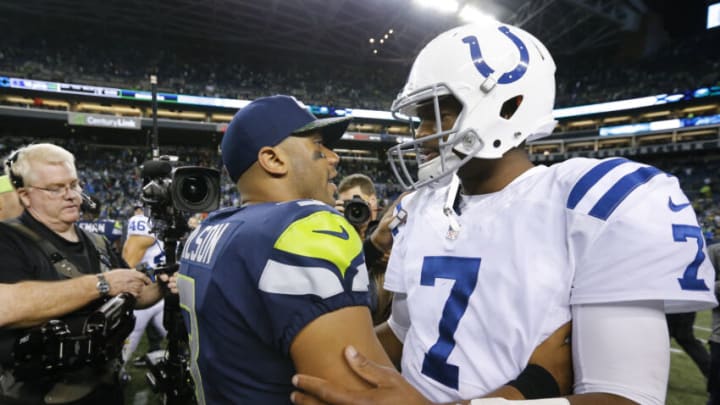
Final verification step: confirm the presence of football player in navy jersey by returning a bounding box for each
[291,21,717,405]
[176,95,395,404]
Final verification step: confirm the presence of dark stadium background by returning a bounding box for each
[0,0,718,404]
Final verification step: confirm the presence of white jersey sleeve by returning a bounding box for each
[561,158,717,312]
[572,301,669,404]
[127,214,153,237]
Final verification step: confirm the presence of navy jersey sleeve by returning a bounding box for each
[180,201,371,356]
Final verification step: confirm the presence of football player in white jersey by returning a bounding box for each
[291,21,717,405]
[121,205,167,363]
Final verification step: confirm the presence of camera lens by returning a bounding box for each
[171,167,221,213]
[180,176,209,204]
[344,196,371,225]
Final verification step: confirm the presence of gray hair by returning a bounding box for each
[4,143,76,188]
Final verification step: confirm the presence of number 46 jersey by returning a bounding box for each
[385,157,717,402]
[126,214,165,268]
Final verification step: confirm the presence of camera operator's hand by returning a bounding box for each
[104,269,152,298]
[158,272,179,295]
[334,199,346,214]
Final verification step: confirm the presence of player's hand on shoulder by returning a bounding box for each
[334,199,345,214]
[103,268,152,298]
[528,321,573,395]
[291,346,433,405]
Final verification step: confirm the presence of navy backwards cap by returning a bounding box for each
[221,95,352,182]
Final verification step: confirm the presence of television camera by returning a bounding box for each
[13,293,136,381]
[139,157,220,404]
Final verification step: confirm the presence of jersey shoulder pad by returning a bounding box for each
[559,157,667,221]
[272,200,362,277]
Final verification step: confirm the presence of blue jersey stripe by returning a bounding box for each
[567,158,629,209]
[588,166,663,220]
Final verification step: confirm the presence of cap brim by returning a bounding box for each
[293,116,352,147]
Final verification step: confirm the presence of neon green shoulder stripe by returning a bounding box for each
[274,211,362,277]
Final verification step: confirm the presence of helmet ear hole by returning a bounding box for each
[499,95,524,120]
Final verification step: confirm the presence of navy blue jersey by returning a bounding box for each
[77,219,123,243]
[178,200,370,404]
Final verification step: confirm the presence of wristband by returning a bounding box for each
[507,364,560,399]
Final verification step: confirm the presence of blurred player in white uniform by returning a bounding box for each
[121,205,166,363]
[291,21,718,405]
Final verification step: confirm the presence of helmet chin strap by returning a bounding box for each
[443,175,461,240]
[418,151,462,190]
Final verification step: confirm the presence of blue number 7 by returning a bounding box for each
[672,224,709,291]
[420,256,481,390]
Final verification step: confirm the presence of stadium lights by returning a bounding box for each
[370,28,393,55]
[459,5,495,23]
[414,0,459,13]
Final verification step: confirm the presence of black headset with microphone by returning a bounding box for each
[5,150,24,188]
[5,151,96,209]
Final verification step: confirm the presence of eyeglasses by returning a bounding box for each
[27,181,83,198]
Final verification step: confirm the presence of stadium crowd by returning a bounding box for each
[2,135,720,246]
[1,28,718,110]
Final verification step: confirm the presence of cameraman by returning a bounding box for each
[0,144,163,405]
[334,174,394,325]
[334,173,379,240]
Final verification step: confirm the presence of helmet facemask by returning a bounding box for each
[388,85,482,190]
[387,22,558,191]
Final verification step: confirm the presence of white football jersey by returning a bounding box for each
[385,157,717,402]
[127,214,165,269]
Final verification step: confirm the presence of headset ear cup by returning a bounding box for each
[5,151,24,188]
[9,171,23,188]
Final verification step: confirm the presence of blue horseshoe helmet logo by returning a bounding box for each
[462,26,528,84]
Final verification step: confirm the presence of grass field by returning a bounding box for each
[123,311,715,404]
[668,309,713,405]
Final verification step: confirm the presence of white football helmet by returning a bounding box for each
[388,21,558,190]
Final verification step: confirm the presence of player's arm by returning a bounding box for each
[375,322,403,368]
[290,305,395,392]
[374,291,409,369]
[122,233,155,268]
[134,278,163,309]
[561,300,667,405]
[291,321,573,405]
[470,301,667,404]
